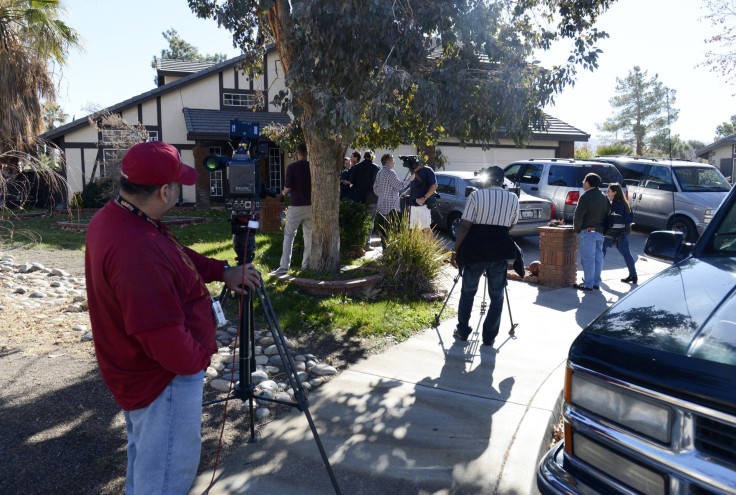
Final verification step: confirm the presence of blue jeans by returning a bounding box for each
[457,260,508,344]
[603,234,637,279]
[123,371,204,495]
[578,231,604,288]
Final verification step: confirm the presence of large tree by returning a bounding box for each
[701,0,736,86]
[599,66,678,156]
[150,28,227,84]
[189,0,615,272]
[0,0,81,158]
[715,114,736,139]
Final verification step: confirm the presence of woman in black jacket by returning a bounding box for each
[603,182,638,284]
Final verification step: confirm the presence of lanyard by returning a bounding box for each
[114,194,208,295]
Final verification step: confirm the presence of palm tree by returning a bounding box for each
[0,0,82,156]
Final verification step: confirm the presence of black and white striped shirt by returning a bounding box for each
[461,186,519,226]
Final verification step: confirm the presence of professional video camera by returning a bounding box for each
[202,119,277,264]
[399,155,420,171]
[202,119,275,214]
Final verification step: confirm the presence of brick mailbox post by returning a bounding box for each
[260,196,284,233]
[537,226,578,287]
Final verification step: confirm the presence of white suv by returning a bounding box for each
[503,159,626,221]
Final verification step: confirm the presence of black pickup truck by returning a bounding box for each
[537,185,736,494]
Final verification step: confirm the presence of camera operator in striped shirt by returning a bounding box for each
[450,166,520,348]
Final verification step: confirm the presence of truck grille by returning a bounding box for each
[694,416,736,466]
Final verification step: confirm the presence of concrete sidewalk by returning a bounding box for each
[191,254,668,495]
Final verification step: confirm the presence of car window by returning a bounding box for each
[547,165,575,186]
[615,162,649,186]
[705,197,736,254]
[520,163,543,184]
[464,177,489,189]
[436,175,457,195]
[673,167,731,192]
[644,166,674,189]
[504,164,522,182]
[575,166,625,187]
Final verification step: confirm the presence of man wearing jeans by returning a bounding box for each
[275,143,312,274]
[85,141,260,494]
[573,173,610,291]
[450,167,519,347]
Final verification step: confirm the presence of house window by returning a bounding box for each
[101,129,135,143]
[223,93,264,108]
[209,147,223,197]
[102,149,125,178]
[210,170,223,197]
[269,148,282,191]
[147,131,159,141]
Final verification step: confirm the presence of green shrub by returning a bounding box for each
[70,192,84,210]
[339,198,372,255]
[596,144,634,156]
[80,179,114,208]
[378,212,449,296]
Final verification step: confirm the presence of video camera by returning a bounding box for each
[399,155,420,171]
[202,119,276,214]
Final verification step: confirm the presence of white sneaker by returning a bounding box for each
[270,267,288,275]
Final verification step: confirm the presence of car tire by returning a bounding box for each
[448,212,462,241]
[668,216,697,242]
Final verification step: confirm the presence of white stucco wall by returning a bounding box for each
[64,124,97,143]
[708,145,733,166]
[141,100,158,126]
[222,68,235,88]
[266,53,286,112]
[179,149,196,203]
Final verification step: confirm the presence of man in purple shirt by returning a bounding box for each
[274,143,311,274]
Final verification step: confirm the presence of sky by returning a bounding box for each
[56,0,733,145]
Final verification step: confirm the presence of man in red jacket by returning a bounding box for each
[85,141,260,494]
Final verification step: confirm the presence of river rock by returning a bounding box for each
[312,363,337,376]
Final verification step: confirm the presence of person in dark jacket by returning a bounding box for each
[573,173,610,291]
[450,166,520,347]
[603,182,638,284]
[339,156,352,199]
[349,151,381,248]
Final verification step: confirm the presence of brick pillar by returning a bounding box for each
[192,146,210,210]
[538,226,578,287]
[558,141,575,159]
[260,196,284,233]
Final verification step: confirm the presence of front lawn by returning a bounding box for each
[0,207,445,343]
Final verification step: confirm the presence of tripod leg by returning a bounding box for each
[254,283,342,495]
[505,284,518,335]
[433,269,462,327]
[480,273,487,315]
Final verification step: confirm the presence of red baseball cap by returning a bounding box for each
[121,141,198,186]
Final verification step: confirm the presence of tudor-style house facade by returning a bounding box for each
[42,49,589,207]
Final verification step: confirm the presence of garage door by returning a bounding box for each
[440,146,555,172]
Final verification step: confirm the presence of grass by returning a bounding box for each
[0,206,448,342]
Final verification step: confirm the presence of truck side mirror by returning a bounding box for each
[644,231,693,262]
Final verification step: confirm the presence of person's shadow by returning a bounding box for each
[407,335,515,493]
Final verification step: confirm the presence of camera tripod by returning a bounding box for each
[433,267,518,336]
[203,211,342,495]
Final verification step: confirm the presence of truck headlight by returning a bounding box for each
[573,433,666,495]
[571,373,672,443]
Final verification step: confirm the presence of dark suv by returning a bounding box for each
[537,184,736,494]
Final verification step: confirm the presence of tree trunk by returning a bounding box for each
[303,131,346,273]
